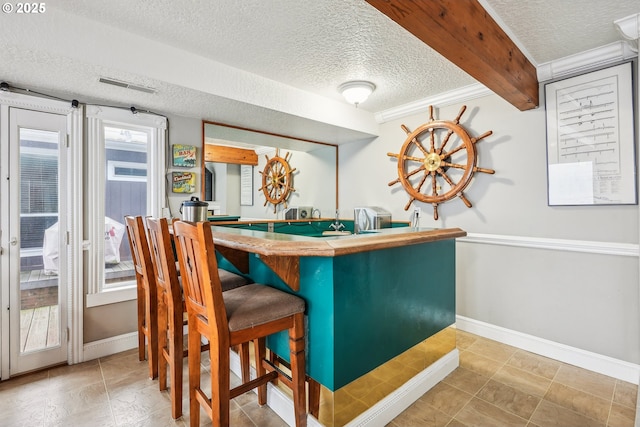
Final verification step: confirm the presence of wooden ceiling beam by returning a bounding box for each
[366,0,539,111]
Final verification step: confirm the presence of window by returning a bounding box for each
[19,130,59,268]
[107,161,147,182]
[85,106,166,307]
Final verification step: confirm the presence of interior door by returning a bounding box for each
[3,108,68,375]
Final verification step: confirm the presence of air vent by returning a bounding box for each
[98,77,157,94]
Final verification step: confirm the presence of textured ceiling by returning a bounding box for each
[0,0,637,142]
[48,0,474,113]
[487,0,637,64]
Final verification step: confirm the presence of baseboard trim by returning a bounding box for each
[82,331,138,362]
[230,349,459,427]
[456,315,640,385]
[345,350,459,427]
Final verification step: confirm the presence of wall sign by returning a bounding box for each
[172,171,196,193]
[172,144,196,167]
[545,62,636,206]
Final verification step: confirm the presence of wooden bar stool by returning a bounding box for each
[145,217,191,418]
[173,220,308,427]
[146,217,252,419]
[124,215,158,380]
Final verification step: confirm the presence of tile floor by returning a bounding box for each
[0,330,636,426]
[390,330,638,427]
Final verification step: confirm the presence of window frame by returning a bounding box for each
[85,106,166,307]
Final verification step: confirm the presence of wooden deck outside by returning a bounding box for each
[18,261,135,353]
[20,269,57,290]
[104,260,136,284]
[20,260,135,289]
[20,305,59,352]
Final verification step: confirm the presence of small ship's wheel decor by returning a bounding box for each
[387,105,495,220]
[259,148,296,213]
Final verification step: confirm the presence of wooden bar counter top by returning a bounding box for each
[209,221,467,256]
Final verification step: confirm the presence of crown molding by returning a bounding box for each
[374,84,492,123]
[537,41,637,83]
[614,13,639,47]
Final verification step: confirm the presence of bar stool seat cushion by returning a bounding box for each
[219,268,251,291]
[223,284,305,332]
[176,269,249,292]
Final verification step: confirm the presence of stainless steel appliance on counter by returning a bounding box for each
[180,196,209,222]
[284,206,314,220]
[353,206,391,233]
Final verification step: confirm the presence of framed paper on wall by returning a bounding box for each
[545,62,636,206]
[240,164,253,206]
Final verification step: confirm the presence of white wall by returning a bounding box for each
[207,162,229,214]
[340,92,639,365]
[240,146,337,220]
[226,163,241,216]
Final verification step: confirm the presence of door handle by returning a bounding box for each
[10,237,17,246]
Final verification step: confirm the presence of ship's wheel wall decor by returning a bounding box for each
[388,105,494,220]
[259,148,296,214]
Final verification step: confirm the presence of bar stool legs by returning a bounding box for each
[289,313,307,427]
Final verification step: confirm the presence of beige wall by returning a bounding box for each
[83,300,137,343]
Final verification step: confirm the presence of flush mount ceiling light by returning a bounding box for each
[338,80,375,106]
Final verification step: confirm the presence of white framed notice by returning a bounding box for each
[240,164,253,206]
[545,62,636,206]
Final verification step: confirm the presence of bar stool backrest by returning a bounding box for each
[146,217,182,313]
[173,220,229,348]
[124,215,158,379]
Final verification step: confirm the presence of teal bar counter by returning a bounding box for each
[209,220,466,426]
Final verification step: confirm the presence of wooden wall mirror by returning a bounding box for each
[202,121,338,219]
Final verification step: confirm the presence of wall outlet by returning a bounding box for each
[414,207,421,218]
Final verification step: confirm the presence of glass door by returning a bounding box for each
[6,108,68,375]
